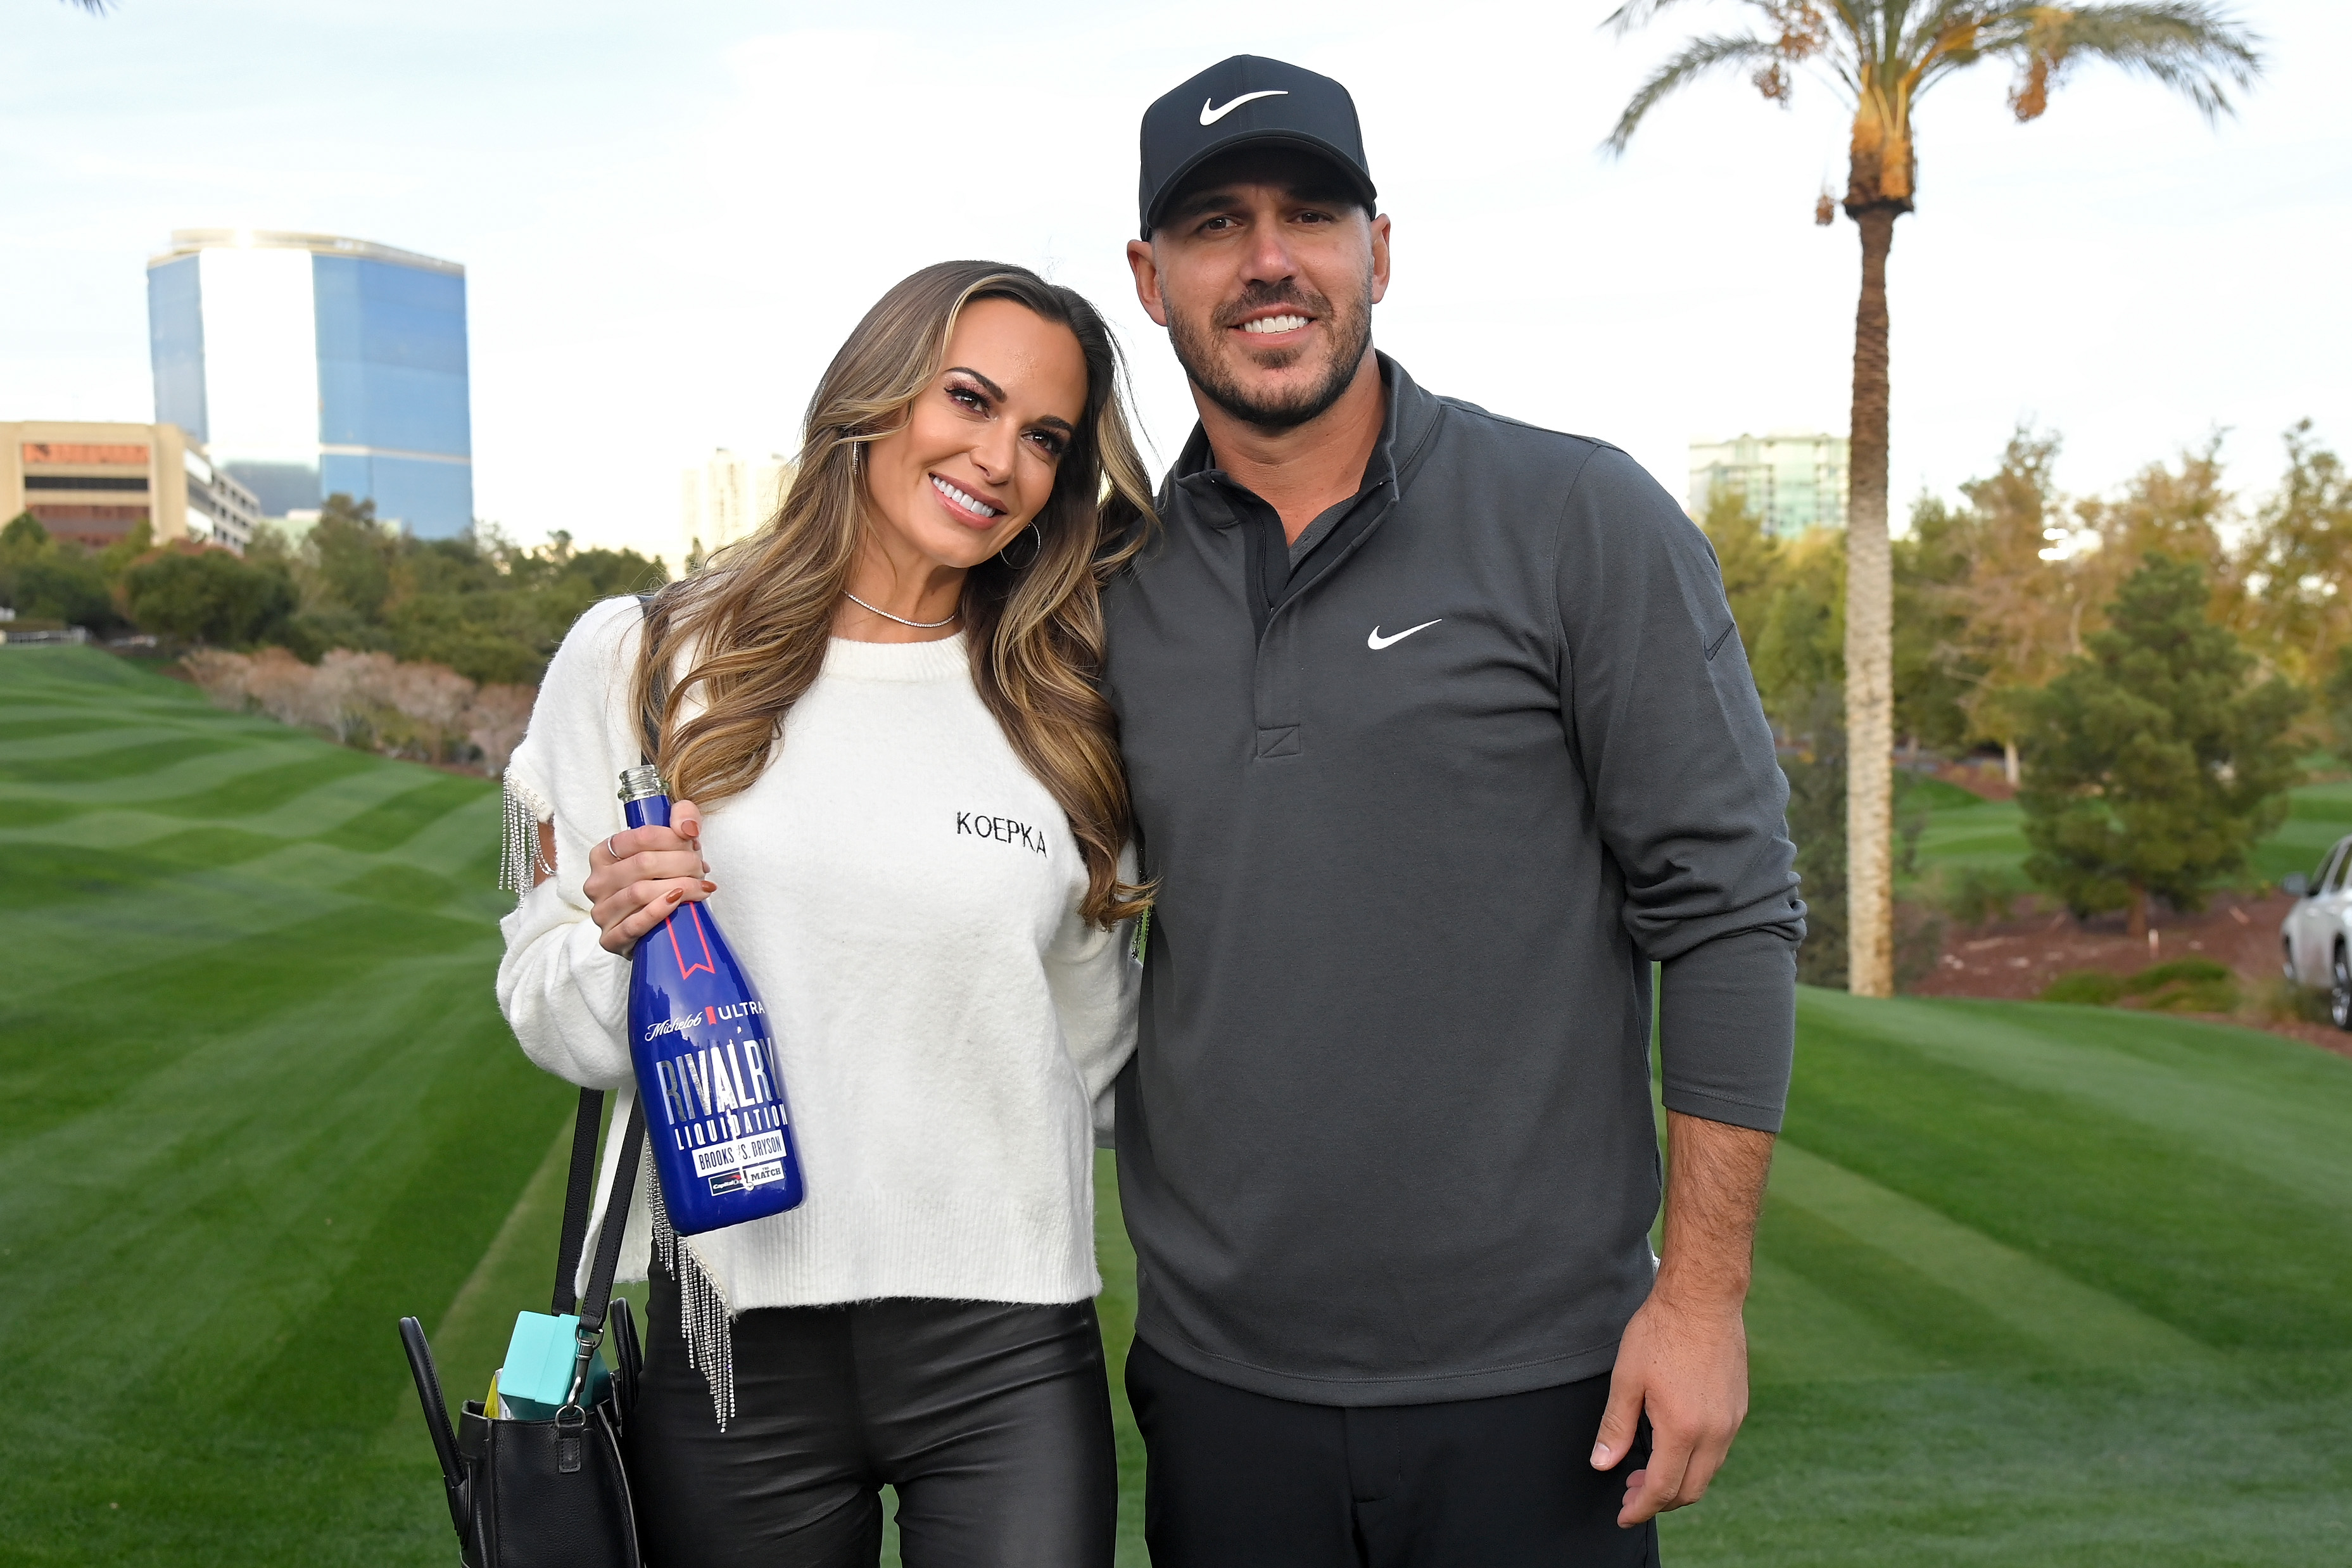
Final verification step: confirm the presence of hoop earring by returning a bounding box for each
[999,522,1044,571]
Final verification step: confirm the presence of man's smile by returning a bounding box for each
[1229,305,1316,347]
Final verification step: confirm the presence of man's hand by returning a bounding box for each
[1590,1111,1774,1526]
[1592,1284,1749,1524]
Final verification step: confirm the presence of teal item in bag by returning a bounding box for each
[497,1310,612,1420]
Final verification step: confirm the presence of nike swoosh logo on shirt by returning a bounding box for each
[1367,620,1443,650]
[1200,90,1289,125]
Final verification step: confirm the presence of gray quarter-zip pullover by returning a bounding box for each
[1101,356,1804,1407]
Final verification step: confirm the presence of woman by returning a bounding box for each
[496,260,1155,1567]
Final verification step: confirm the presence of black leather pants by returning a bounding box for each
[624,1263,1116,1568]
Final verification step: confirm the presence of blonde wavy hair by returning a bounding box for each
[633,261,1157,926]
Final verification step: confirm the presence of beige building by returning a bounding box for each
[1,420,263,554]
[680,449,794,566]
[1688,431,1850,537]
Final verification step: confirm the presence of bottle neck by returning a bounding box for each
[623,795,673,831]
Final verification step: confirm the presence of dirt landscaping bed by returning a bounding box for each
[1909,888,2352,1059]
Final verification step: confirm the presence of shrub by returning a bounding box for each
[182,645,531,775]
[2246,975,2332,1027]
[1937,864,2017,927]
[2122,957,2232,989]
[2121,958,2239,1013]
[1894,901,1946,993]
[465,684,535,777]
[2042,971,2126,1006]
[2040,958,2239,1013]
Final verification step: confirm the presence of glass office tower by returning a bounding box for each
[146,229,473,537]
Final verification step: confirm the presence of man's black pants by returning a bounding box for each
[1127,1339,1659,1567]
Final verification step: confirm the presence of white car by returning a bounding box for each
[2280,834,2352,1029]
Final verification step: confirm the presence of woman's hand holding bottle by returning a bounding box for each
[583,799,714,956]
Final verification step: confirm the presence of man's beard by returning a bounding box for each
[1168,277,1374,433]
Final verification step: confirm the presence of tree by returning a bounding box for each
[1780,685,1850,985]
[2234,422,2352,683]
[1605,1,2261,996]
[2018,553,2300,939]
[307,494,399,621]
[1697,486,1783,651]
[2072,434,2235,629]
[261,506,667,685]
[123,550,297,647]
[2324,645,2352,769]
[1747,526,1845,723]
[1891,493,1975,754]
[0,513,120,633]
[1946,429,2086,780]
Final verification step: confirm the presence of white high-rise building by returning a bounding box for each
[680,450,793,566]
[1687,431,1849,537]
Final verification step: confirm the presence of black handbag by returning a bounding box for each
[400,1089,648,1568]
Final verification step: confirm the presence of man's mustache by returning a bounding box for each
[1213,283,1331,331]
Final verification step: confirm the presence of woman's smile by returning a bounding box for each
[929,472,1006,527]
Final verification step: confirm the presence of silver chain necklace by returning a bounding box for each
[843,590,958,629]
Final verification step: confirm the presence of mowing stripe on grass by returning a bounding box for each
[320,775,501,854]
[0,712,131,740]
[1802,992,2352,1200]
[149,748,382,820]
[1764,1141,2204,1369]
[0,732,246,783]
[1788,990,2352,1349]
[420,1115,581,1416]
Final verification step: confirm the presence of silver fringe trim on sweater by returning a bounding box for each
[496,779,553,894]
[647,1166,737,1430]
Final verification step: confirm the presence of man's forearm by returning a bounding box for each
[1654,1110,1775,1306]
[1593,1110,1776,1524]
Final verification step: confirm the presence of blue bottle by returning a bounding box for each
[621,764,806,1235]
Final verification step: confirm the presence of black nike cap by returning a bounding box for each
[1138,55,1377,236]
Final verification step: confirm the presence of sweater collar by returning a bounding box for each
[822,632,968,683]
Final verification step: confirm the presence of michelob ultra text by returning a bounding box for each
[621,764,806,1234]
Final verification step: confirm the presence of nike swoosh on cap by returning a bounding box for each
[1367,620,1443,650]
[1200,90,1289,125]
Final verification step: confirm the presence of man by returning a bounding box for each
[1100,55,1805,1565]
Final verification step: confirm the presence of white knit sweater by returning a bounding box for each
[496,597,1137,1313]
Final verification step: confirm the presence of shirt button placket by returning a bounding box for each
[1255,612,1301,760]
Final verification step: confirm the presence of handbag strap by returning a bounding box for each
[567,1096,646,1406]
[550,1087,606,1317]
[545,590,663,1318]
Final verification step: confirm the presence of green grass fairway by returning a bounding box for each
[1903,773,2352,895]
[8,649,2348,1564]
[1662,989,2352,1565]
[0,648,570,1565]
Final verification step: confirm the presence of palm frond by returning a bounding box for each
[62,0,116,11]
[1603,32,1781,155]
[1893,1,1977,63]
[2045,3,2263,120]
[1602,1,1713,41]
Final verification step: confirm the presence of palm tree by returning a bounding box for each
[1605,2,2260,997]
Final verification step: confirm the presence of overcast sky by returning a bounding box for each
[4,0,2345,560]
